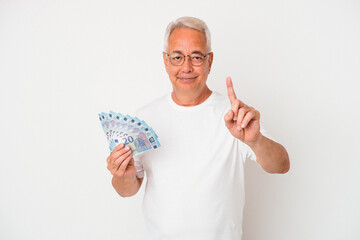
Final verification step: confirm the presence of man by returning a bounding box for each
[106,16,290,240]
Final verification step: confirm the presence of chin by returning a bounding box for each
[178,86,196,92]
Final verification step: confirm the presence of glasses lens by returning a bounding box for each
[190,54,205,66]
[168,53,209,66]
[169,53,184,66]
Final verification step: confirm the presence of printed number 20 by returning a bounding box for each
[123,136,134,145]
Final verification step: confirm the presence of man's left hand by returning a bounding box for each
[224,77,262,146]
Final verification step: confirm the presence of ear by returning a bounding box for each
[163,52,170,74]
[208,52,214,74]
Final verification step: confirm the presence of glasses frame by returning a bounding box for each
[165,52,212,66]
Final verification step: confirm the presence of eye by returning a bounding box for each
[169,53,184,60]
[173,56,182,60]
[191,55,203,60]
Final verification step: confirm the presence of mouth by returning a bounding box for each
[177,76,197,83]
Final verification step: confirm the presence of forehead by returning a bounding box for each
[167,28,207,53]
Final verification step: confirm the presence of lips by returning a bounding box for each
[177,76,197,83]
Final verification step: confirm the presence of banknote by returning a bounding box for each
[99,111,160,156]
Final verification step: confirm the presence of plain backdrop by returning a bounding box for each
[1,0,359,239]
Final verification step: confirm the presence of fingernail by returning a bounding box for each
[233,116,237,121]
[241,124,245,128]
[237,125,242,131]
[125,146,130,150]
[227,111,232,116]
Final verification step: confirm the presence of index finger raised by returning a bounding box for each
[226,77,237,104]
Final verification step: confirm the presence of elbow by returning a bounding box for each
[275,147,290,174]
[263,154,290,174]
[279,159,290,174]
[276,154,290,174]
[281,151,291,173]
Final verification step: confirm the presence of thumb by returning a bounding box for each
[129,155,135,166]
[224,110,234,129]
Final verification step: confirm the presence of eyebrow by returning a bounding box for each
[171,50,206,55]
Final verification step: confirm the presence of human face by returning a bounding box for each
[163,28,213,96]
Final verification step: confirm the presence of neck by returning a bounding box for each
[171,86,212,106]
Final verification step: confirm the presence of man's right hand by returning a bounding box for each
[106,143,137,181]
[107,143,143,197]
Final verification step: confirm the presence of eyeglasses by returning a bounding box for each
[165,52,211,66]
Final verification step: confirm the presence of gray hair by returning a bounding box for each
[164,16,211,52]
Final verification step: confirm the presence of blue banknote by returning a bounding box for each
[99,111,161,156]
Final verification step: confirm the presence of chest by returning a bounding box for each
[141,107,236,171]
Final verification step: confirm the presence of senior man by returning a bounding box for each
[106,16,290,240]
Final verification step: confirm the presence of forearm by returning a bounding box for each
[248,134,290,174]
[112,175,143,197]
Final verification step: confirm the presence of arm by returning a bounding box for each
[112,175,143,197]
[248,134,290,173]
[224,77,290,174]
[107,143,143,197]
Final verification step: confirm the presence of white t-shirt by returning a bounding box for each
[135,92,258,240]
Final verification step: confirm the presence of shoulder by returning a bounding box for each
[135,93,170,117]
[209,91,231,113]
[211,92,229,106]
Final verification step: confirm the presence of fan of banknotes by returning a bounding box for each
[98,111,160,156]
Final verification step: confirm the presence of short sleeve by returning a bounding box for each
[241,126,274,162]
[242,142,256,162]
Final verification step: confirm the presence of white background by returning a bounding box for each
[1,0,359,239]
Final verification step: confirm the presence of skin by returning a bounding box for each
[224,77,290,173]
[162,28,214,106]
[107,27,290,197]
[107,143,143,197]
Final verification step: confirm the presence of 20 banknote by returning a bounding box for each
[98,111,160,156]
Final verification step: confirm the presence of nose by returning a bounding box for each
[181,56,193,73]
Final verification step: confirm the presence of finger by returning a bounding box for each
[114,143,125,151]
[236,107,251,130]
[110,143,125,156]
[110,144,130,161]
[108,145,131,170]
[117,155,134,175]
[241,109,259,129]
[226,77,237,104]
[231,99,242,121]
[109,150,132,174]
[128,156,135,166]
[113,146,132,168]
[224,110,234,129]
